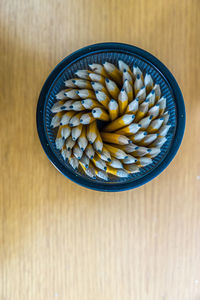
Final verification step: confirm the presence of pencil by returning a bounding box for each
[77,126,88,151]
[105,78,120,99]
[121,143,139,153]
[70,100,85,111]
[152,84,161,101]
[93,131,103,152]
[151,136,167,148]
[132,146,150,157]
[73,144,83,160]
[147,104,159,120]
[123,70,133,84]
[69,112,83,127]
[85,143,95,159]
[146,89,156,108]
[92,107,110,121]
[75,70,91,80]
[139,115,153,130]
[91,81,107,93]
[81,99,103,109]
[103,62,122,84]
[104,144,128,159]
[60,111,76,126]
[140,133,158,146]
[97,146,111,162]
[51,111,65,128]
[56,89,70,100]
[108,99,119,121]
[55,126,65,150]
[134,74,144,96]
[129,131,147,143]
[134,99,149,122]
[71,79,92,89]
[118,60,131,73]
[60,124,71,140]
[77,89,95,99]
[108,157,123,169]
[89,63,108,77]
[61,144,68,161]
[125,98,139,113]
[68,155,79,170]
[123,79,133,102]
[64,89,80,99]
[123,164,140,174]
[115,123,141,136]
[101,132,131,145]
[147,117,164,133]
[80,154,90,168]
[106,166,129,178]
[104,114,135,132]
[95,90,110,108]
[147,147,161,158]
[136,86,146,103]
[132,65,143,80]
[87,121,98,144]
[136,157,152,167]
[71,124,83,141]
[65,136,76,150]
[51,100,66,113]
[92,154,107,171]
[163,111,170,125]
[157,97,166,114]
[80,112,95,125]
[89,73,105,84]
[83,164,96,179]
[64,79,78,88]
[59,100,74,111]
[122,154,137,164]
[95,170,108,181]
[158,124,171,137]
[118,88,128,115]
[144,73,153,94]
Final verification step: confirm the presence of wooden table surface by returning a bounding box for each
[1,0,200,299]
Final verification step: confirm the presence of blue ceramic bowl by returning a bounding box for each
[36,43,185,192]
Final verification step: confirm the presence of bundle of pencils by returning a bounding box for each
[51,60,170,180]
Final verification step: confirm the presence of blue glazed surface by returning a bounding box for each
[36,43,185,192]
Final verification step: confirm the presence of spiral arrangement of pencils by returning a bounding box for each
[50,60,170,181]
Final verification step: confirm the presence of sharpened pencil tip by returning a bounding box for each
[125,156,128,159]
[97,149,101,153]
[123,69,126,72]
[80,119,83,123]
[85,164,89,168]
[67,147,70,151]
[132,115,135,119]
[69,123,73,127]
[78,157,81,160]
[72,80,76,83]
[135,146,139,150]
[160,117,164,120]
[108,158,111,162]
[76,91,79,94]
[62,137,65,140]
[91,156,94,159]
[81,147,84,151]
[136,98,139,101]
[72,137,76,141]
[138,124,142,127]
[89,141,93,144]
[148,149,152,152]
[104,167,107,171]
[61,106,65,110]
[69,105,73,108]
[105,78,109,83]
[95,91,99,94]
[121,88,124,92]
[136,74,140,79]
[151,90,155,94]
[91,82,95,85]
[128,140,132,144]
[81,100,84,104]
[149,115,153,119]
[60,123,62,126]
[93,110,96,113]
[144,132,147,136]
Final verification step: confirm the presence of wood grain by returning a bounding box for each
[0,0,200,299]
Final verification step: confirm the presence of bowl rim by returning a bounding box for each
[36,42,186,192]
